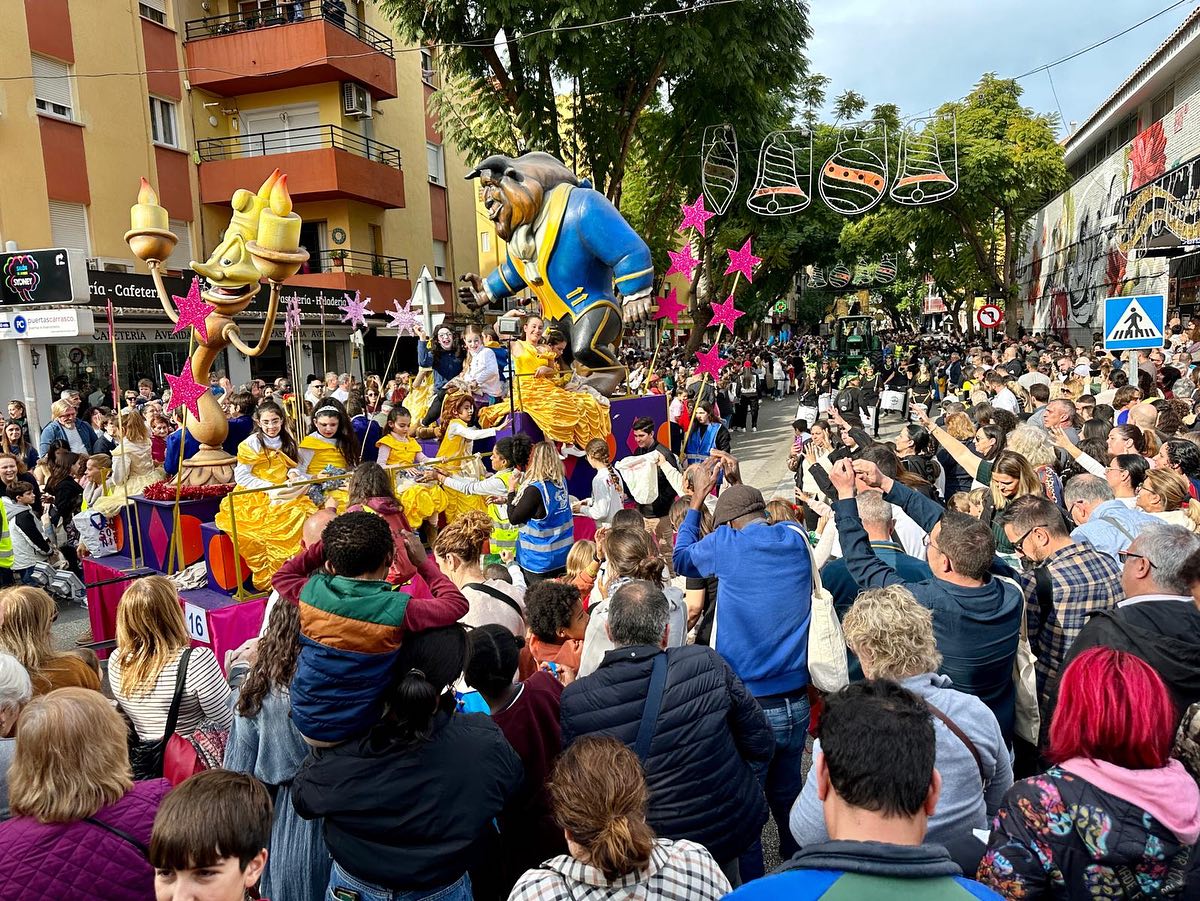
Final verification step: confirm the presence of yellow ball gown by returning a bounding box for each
[402,368,435,425]
[215,435,316,592]
[478,340,609,446]
[398,420,496,526]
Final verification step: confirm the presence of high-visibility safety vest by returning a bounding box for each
[486,469,519,555]
[516,479,573,574]
[684,422,722,468]
[0,501,13,570]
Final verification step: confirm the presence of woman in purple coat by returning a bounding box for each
[0,687,170,900]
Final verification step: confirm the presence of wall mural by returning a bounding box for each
[1018,105,1190,340]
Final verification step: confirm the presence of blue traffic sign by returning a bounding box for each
[1104,294,1165,350]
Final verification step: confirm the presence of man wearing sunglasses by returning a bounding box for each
[1002,495,1123,709]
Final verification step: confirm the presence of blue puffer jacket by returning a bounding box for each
[559,644,773,861]
[417,339,463,389]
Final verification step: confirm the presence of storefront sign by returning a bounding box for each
[1,248,87,306]
[89,321,353,344]
[86,270,354,317]
[0,307,93,340]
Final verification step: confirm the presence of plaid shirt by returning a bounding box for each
[507,839,730,901]
[1020,542,1124,705]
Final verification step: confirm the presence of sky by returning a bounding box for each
[806,0,1200,134]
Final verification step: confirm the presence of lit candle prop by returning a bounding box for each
[256,175,302,253]
[130,178,168,231]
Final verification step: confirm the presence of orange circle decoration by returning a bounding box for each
[656,421,671,447]
[111,514,126,552]
[179,515,204,567]
[207,534,236,592]
[606,432,618,461]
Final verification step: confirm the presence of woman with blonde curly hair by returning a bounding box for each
[508,736,731,901]
[788,585,1013,859]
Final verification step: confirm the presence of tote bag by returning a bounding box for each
[73,510,120,558]
[791,526,849,692]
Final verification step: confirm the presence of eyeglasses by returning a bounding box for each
[1011,524,1041,557]
[1118,550,1156,568]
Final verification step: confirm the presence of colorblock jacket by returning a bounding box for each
[275,542,468,743]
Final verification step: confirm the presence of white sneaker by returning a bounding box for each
[752,426,758,432]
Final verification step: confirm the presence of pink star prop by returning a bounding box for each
[653,287,685,325]
[171,276,215,343]
[665,245,699,281]
[165,365,207,421]
[725,238,762,283]
[339,290,368,329]
[694,345,728,381]
[387,299,421,335]
[677,195,716,237]
[709,294,745,331]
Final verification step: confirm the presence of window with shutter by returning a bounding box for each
[432,240,448,280]
[48,201,90,254]
[32,55,73,120]
[149,97,180,148]
[138,0,167,24]
[426,142,445,185]
[165,220,193,274]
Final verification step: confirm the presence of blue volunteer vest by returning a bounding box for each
[684,422,721,468]
[516,479,573,574]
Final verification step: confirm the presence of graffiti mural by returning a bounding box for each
[1017,101,1191,341]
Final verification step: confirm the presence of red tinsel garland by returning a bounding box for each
[141,480,234,501]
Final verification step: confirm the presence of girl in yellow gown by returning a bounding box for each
[402,367,435,425]
[400,391,509,528]
[214,401,316,591]
[296,399,360,509]
[478,316,609,447]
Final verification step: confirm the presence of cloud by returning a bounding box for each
[805,0,1195,131]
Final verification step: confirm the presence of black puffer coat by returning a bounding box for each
[559,644,773,861]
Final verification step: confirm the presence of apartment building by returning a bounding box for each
[0,0,478,423]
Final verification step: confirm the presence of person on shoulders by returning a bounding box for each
[727,680,1003,900]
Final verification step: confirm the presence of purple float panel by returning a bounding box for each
[177,586,266,675]
[133,495,223,573]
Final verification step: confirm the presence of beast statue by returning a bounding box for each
[459,152,653,396]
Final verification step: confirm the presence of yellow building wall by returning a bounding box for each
[0,2,51,252]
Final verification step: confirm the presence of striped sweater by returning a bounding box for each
[276,543,469,743]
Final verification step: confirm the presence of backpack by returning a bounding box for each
[739,371,758,397]
[835,389,857,414]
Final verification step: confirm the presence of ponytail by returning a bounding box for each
[588,813,656,882]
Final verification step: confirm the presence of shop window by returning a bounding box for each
[33,55,74,120]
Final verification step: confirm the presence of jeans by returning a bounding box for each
[327,862,471,901]
[739,693,811,880]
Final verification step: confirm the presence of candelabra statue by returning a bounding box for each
[125,168,308,485]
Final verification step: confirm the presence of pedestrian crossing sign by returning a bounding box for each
[1104,294,1165,350]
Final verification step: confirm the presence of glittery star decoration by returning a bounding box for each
[725,238,762,283]
[694,345,728,381]
[677,195,716,237]
[665,244,700,281]
[653,287,684,325]
[171,276,215,343]
[165,365,207,421]
[387,299,421,335]
[283,293,302,343]
[339,290,368,329]
[709,294,745,331]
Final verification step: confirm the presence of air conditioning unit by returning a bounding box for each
[342,82,372,118]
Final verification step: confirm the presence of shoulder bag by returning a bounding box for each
[1004,572,1041,746]
[791,525,849,693]
[634,652,669,762]
[925,700,986,786]
[126,647,192,781]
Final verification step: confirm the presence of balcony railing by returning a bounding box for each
[307,250,409,280]
[184,1,394,57]
[196,125,402,169]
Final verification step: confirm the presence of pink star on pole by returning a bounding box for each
[165,365,207,421]
[171,276,215,343]
[653,287,684,325]
[709,294,745,331]
[694,345,728,381]
[283,294,302,343]
[677,195,716,237]
[725,238,762,283]
[339,291,368,329]
[387,299,421,335]
[665,244,699,281]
